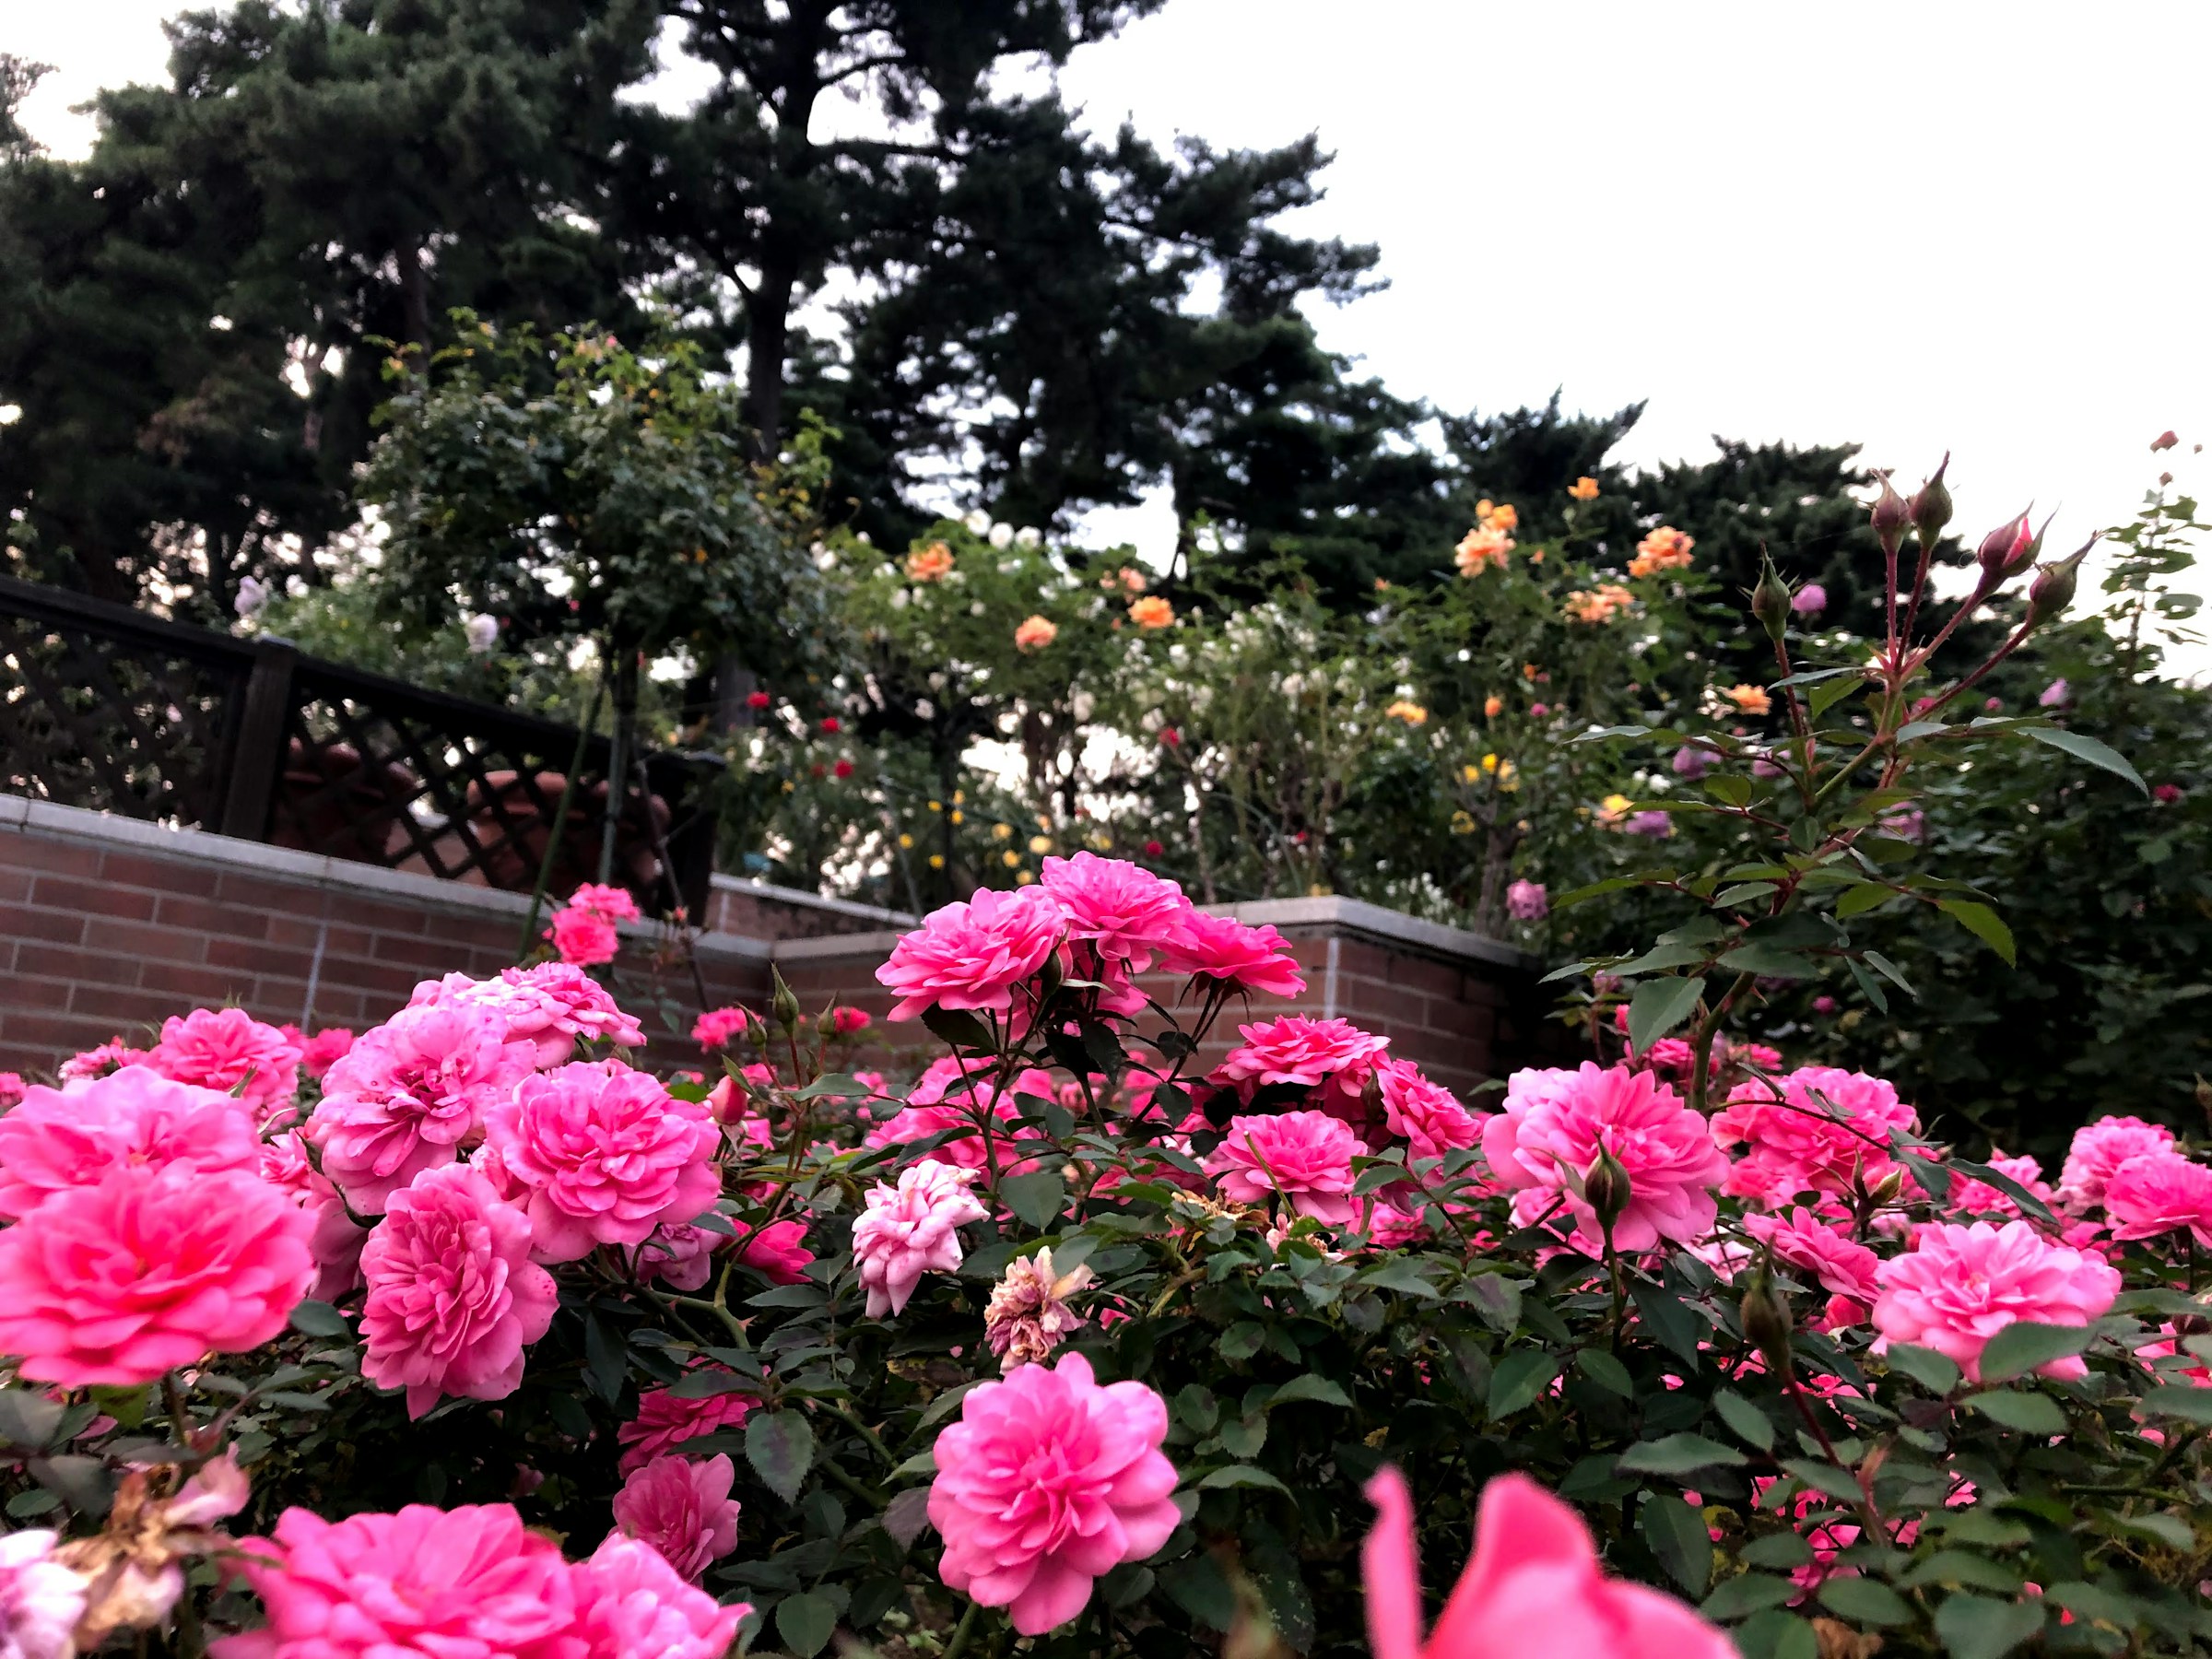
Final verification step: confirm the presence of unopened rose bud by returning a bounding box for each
[1749,556,1792,642]
[1583,1143,1634,1239]
[2026,541,2092,627]
[1741,1264,1794,1372]
[1870,473,1911,557]
[1908,454,1953,550]
[1974,510,2033,584]
[1865,1166,1908,1209]
[2153,430,2180,453]
[771,967,802,1033]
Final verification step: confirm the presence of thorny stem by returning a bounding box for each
[1784,1370,1884,1539]
[939,1599,985,1659]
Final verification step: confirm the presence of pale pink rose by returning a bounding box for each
[1363,1466,1731,1659]
[1041,851,1195,1011]
[358,1163,557,1418]
[1505,879,1548,922]
[629,1221,717,1292]
[1209,1016,1390,1112]
[547,907,619,967]
[1204,1111,1366,1224]
[570,1534,747,1659]
[0,1527,88,1659]
[876,885,1065,1022]
[610,1453,740,1583]
[2059,1114,2178,1210]
[1376,1059,1486,1162]
[618,1377,757,1475]
[210,1503,578,1659]
[984,1247,1092,1371]
[312,1003,537,1213]
[731,1217,814,1285]
[928,1352,1180,1636]
[1711,1066,1918,1209]
[853,1161,987,1317]
[1872,1218,2122,1382]
[2103,1150,2212,1248]
[1947,1149,2056,1220]
[298,1027,357,1081]
[0,1065,258,1219]
[413,965,646,1066]
[57,1040,147,1082]
[0,1164,313,1386]
[1482,1063,1727,1253]
[1742,1206,1882,1304]
[147,1007,302,1119]
[1157,912,1307,999]
[483,1061,721,1263]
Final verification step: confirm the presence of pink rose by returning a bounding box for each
[1041,851,1195,1011]
[853,1161,988,1317]
[1157,911,1307,999]
[147,1007,302,1120]
[1711,1066,1917,1209]
[1204,1111,1366,1224]
[0,1164,314,1386]
[1742,1206,1881,1305]
[1482,1064,1727,1253]
[2059,1114,2177,1210]
[297,1027,356,1082]
[413,965,646,1066]
[58,1040,147,1081]
[690,1006,750,1050]
[1209,1016,1390,1112]
[547,907,619,967]
[570,1534,747,1659]
[1505,879,1548,922]
[1363,1466,1732,1659]
[618,1377,758,1475]
[0,1527,85,1659]
[0,1066,258,1219]
[928,1352,1181,1635]
[610,1453,740,1582]
[731,1217,815,1285]
[1872,1218,2121,1382]
[1375,1059,1486,1162]
[484,1062,721,1263]
[312,1003,538,1213]
[211,1503,579,1659]
[2103,1150,2212,1249]
[358,1163,558,1418]
[876,885,1065,1023]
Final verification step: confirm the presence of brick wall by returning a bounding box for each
[0,796,1561,1093]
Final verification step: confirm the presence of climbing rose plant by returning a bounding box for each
[2,464,2211,1659]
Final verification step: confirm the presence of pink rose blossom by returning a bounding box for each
[1375,1059,1485,1162]
[261,1131,370,1302]
[1712,1066,1918,1209]
[731,1217,814,1285]
[876,885,1065,1022]
[1742,1207,1882,1307]
[0,1066,258,1219]
[629,1222,717,1292]
[1157,912,1307,999]
[2059,1114,2178,1210]
[567,882,641,923]
[1361,1201,1429,1249]
[547,908,619,967]
[865,1059,1051,1173]
[618,1377,758,1474]
[570,1534,747,1659]
[1872,1218,2121,1382]
[58,1040,147,1082]
[298,1028,356,1081]
[1204,1110,1365,1223]
[1209,1016,1390,1112]
[210,1502,578,1659]
[2103,1150,2212,1248]
[1505,879,1548,921]
[484,1062,721,1263]
[1947,1149,2056,1220]
[853,1161,988,1317]
[1481,1064,1728,1253]
[610,1453,740,1583]
[0,1073,26,1110]
[1041,852,1196,1011]
[414,965,646,1066]
[1792,582,1828,616]
[928,1352,1181,1636]
[312,1004,537,1213]
[690,1006,749,1050]
[1363,1466,1731,1659]
[0,1526,85,1659]
[0,1164,313,1385]
[147,1007,302,1119]
[358,1162,558,1418]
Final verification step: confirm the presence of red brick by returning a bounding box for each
[101,851,223,898]
[0,869,30,903]
[126,963,251,1005]
[343,901,431,937]
[206,937,319,978]
[0,1012,121,1053]
[16,940,140,982]
[1388,955,1465,999]
[85,920,208,963]
[2,977,73,1010]
[16,839,104,877]
[30,877,159,921]
[150,893,257,934]
[0,903,88,945]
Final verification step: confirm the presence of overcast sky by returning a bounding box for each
[14,0,2212,633]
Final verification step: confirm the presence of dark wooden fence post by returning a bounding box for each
[219,636,299,841]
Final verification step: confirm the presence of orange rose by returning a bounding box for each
[907,541,956,582]
[1014,615,1058,653]
[1128,595,1174,629]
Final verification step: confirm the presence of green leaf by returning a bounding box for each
[1808,676,1865,720]
[1934,1594,2045,1659]
[28,1455,113,1517]
[1779,1458,1865,1505]
[1817,1576,1912,1626]
[1641,1494,1712,1595]
[997,1171,1066,1231]
[1705,774,1755,807]
[2111,1511,2194,1550]
[1739,1532,1815,1570]
[919,1004,994,1049]
[1616,1433,1747,1476]
[1836,881,1896,919]
[1846,957,1890,1013]
[1863,950,1917,998]
[288,1300,353,1339]
[1631,1284,1706,1365]
[1700,1571,1801,1618]
[0,1391,67,1453]
[1965,1391,2069,1436]
[1486,1350,1559,1423]
[1219,1322,1265,1361]
[1945,1159,2057,1225]
[1174,1384,1220,1433]
[1975,1321,2091,1384]
[1900,1551,2025,1593]
[775,1592,837,1659]
[2027,726,2147,793]
[1196,1464,1289,1493]
[1713,882,1779,908]
[745,1410,817,1504]
[1575,1349,1635,1398]
[1720,944,1815,978]
[2138,1384,2212,1424]
[1629,976,1707,1054]
[1359,1258,1443,1299]
[1159,1556,1238,1630]
[1459,1272,1523,1333]
[1936,899,2016,966]
[1266,1374,1352,1410]
[1713,1388,1775,1452]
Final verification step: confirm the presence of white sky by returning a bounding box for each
[13,0,2212,632]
